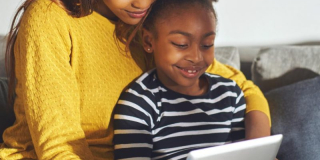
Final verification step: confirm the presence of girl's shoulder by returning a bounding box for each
[204,72,242,94]
[204,72,234,83]
[127,69,159,93]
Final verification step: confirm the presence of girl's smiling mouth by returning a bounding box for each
[175,66,204,78]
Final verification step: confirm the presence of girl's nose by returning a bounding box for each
[185,47,204,64]
[132,0,154,10]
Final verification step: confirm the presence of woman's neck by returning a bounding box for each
[93,1,118,21]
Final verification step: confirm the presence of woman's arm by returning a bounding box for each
[245,111,270,139]
[13,3,94,159]
[206,59,271,139]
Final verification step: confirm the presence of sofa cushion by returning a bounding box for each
[0,77,15,143]
[265,76,320,160]
[251,46,320,92]
[215,47,240,70]
[0,35,6,78]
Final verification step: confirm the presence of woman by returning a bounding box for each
[0,0,270,159]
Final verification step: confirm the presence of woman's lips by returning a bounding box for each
[125,9,148,18]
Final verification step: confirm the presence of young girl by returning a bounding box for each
[113,0,246,159]
[1,0,269,159]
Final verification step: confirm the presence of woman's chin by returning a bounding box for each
[120,17,143,25]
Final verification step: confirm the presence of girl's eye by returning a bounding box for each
[171,42,188,48]
[202,44,214,49]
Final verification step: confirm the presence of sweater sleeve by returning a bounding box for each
[13,3,94,159]
[206,59,271,124]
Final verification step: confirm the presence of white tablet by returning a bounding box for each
[187,134,283,160]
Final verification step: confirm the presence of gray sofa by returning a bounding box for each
[202,46,320,160]
[237,46,320,160]
[0,36,15,143]
[1,34,319,159]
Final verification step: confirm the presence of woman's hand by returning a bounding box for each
[245,111,271,139]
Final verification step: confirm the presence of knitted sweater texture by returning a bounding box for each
[0,0,269,159]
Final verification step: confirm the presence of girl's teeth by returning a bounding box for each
[187,70,196,73]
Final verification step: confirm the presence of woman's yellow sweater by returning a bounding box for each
[0,0,269,159]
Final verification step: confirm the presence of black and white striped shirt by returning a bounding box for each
[113,69,246,160]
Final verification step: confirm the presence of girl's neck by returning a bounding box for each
[93,1,118,21]
[164,76,209,96]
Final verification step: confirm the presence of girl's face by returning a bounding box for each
[102,0,155,25]
[143,5,216,95]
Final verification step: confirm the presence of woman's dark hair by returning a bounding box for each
[5,0,96,106]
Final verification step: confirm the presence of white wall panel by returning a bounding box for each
[1,0,320,46]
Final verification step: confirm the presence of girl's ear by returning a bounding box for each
[142,28,154,53]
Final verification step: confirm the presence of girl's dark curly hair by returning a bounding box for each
[143,0,218,38]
